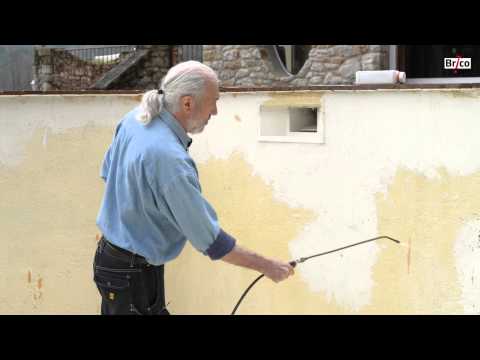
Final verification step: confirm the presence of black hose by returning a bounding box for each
[230,273,265,315]
[231,235,400,315]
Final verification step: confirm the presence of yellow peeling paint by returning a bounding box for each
[262,92,325,108]
[165,152,358,314]
[440,89,480,99]
[368,167,480,314]
[3,92,480,315]
[0,126,113,314]
[166,159,480,314]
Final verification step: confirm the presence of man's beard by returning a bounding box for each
[189,124,205,134]
[188,114,207,134]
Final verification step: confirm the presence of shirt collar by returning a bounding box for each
[160,109,193,151]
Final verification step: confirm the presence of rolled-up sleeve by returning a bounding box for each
[162,174,236,260]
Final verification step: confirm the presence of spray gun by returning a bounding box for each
[231,235,400,315]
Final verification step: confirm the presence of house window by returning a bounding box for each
[274,45,312,75]
[392,45,480,83]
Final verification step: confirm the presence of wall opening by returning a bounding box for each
[259,105,323,144]
[288,108,317,133]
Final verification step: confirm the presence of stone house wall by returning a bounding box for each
[33,45,180,91]
[203,45,389,87]
[33,48,118,91]
[33,45,389,90]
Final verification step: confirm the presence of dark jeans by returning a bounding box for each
[93,237,169,315]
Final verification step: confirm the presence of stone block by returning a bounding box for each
[240,49,251,58]
[291,78,307,86]
[324,72,344,84]
[235,69,250,78]
[338,57,361,79]
[236,78,255,86]
[330,56,346,65]
[203,51,215,62]
[309,76,325,84]
[223,49,240,61]
[250,72,266,79]
[333,45,353,58]
[361,52,381,64]
[220,70,235,80]
[311,62,325,72]
[351,45,368,56]
[224,60,242,70]
[324,63,339,70]
[221,78,235,86]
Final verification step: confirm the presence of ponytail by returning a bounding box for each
[136,90,164,125]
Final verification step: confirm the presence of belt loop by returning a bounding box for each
[129,254,135,268]
[99,236,106,253]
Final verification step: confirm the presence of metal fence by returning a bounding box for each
[64,45,138,65]
[181,45,203,62]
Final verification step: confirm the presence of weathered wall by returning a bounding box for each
[0,94,140,314]
[1,88,480,314]
[203,45,388,86]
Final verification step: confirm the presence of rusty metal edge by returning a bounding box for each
[2,83,480,96]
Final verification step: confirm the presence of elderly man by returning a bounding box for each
[93,61,294,315]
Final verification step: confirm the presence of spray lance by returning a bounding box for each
[231,235,400,315]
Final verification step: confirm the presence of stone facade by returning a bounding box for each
[33,45,179,91]
[203,45,389,87]
[33,45,389,91]
[104,45,174,90]
[33,47,119,91]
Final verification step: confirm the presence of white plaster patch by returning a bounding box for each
[290,224,380,311]
[454,218,480,314]
[0,95,137,167]
[191,89,480,311]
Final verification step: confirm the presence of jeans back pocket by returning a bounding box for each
[94,268,131,306]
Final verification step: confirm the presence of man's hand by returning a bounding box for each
[221,244,295,282]
[262,259,295,283]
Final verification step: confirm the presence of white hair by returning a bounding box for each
[136,61,218,125]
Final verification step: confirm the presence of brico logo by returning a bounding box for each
[444,56,471,73]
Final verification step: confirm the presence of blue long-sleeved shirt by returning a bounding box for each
[96,107,236,265]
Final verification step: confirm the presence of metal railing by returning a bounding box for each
[181,45,203,62]
[63,45,138,65]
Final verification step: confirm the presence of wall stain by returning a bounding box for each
[262,92,325,108]
[1,126,113,313]
[25,270,43,307]
[440,89,480,99]
[369,166,480,314]
[234,115,242,122]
